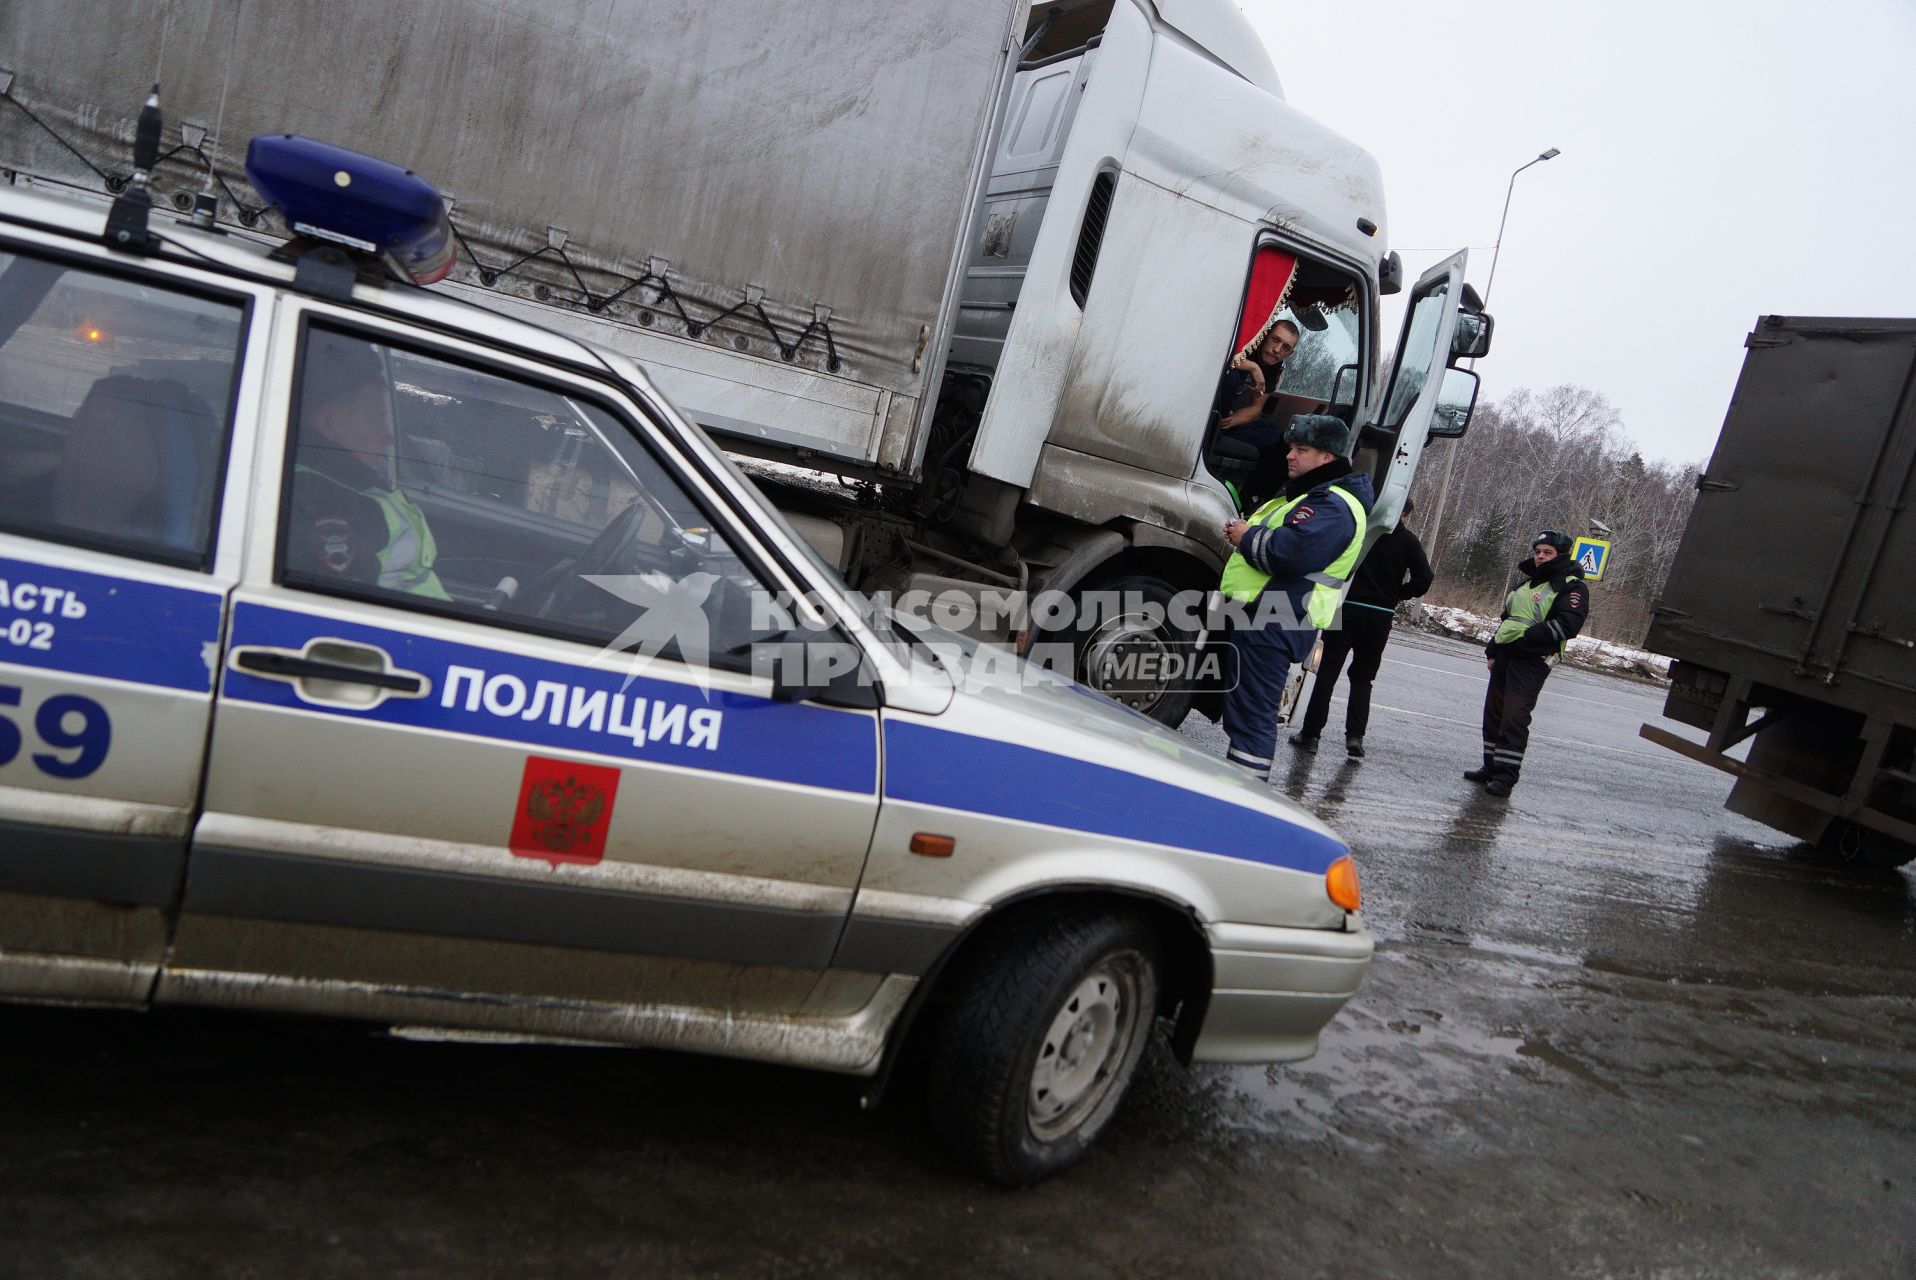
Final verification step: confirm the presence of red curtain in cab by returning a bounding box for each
[1232,246,1299,360]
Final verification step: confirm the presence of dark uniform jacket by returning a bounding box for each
[287,446,402,587]
[1348,521,1434,610]
[1234,458,1375,655]
[1485,555,1589,660]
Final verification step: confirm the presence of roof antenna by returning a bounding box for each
[104,84,163,255]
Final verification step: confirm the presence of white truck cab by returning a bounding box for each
[0,139,1370,1183]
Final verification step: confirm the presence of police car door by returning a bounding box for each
[0,227,265,1003]
[1364,250,1477,544]
[169,307,883,1024]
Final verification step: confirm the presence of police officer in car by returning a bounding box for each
[287,332,450,600]
[1217,414,1373,780]
[1466,529,1590,796]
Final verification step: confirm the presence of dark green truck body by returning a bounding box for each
[1643,316,1916,866]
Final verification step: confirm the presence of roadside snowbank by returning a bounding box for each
[1405,602,1671,682]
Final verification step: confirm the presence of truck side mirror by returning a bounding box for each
[1426,368,1479,440]
[1380,250,1404,296]
[1450,310,1493,361]
[1331,362,1360,409]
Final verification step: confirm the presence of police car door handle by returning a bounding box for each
[231,647,426,694]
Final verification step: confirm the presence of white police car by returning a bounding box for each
[0,127,1370,1183]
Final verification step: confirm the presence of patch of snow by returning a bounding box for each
[1402,602,1670,682]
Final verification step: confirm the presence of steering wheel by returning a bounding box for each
[524,501,716,622]
[520,503,646,621]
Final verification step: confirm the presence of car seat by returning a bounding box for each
[53,375,220,555]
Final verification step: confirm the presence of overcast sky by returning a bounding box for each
[1242,0,1916,466]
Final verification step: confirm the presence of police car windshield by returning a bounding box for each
[682,445,911,663]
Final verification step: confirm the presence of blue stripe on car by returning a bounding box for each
[0,555,223,692]
[222,603,879,795]
[883,720,1345,874]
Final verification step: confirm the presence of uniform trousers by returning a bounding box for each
[1221,621,1313,779]
[1480,655,1552,784]
[1297,604,1395,741]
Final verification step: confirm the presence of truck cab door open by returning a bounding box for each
[1362,250,1476,545]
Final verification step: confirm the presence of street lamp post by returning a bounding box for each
[1423,147,1560,555]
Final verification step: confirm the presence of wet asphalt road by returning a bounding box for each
[4,633,1913,1278]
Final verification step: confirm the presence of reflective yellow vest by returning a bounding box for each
[1219,486,1368,627]
[298,466,451,600]
[1493,574,1581,656]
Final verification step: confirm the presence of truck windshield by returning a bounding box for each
[1275,302,1361,407]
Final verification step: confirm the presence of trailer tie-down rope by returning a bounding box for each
[444,218,841,371]
[1,84,844,373]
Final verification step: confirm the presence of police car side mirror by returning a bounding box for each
[758,630,883,709]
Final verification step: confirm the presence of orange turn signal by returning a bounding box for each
[909,832,956,858]
[1325,855,1361,912]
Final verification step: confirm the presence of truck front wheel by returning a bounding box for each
[1068,573,1197,727]
[926,909,1162,1185]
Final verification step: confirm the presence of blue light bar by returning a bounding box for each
[245,135,455,285]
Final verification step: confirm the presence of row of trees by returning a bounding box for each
[1403,385,1703,647]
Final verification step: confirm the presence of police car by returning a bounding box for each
[0,123,1371,1184]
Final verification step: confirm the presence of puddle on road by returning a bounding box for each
[1196,1000,1529,1150]
[1181,942,1648,1149]
[1514,1036,1626,1097]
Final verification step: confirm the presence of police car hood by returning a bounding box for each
[890,614,1345,862]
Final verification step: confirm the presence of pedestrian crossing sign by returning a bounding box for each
[1572,536,1610,580]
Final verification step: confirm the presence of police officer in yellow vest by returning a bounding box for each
[1218,414,1372,779]
[286,332,451,601]
[1466,530,1589,796]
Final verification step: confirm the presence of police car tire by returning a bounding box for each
[1069,573,1196,729]
[927,908,1161,1186]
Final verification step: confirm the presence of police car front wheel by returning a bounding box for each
[927,908,1162,1185]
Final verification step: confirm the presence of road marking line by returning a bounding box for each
[1357,700,1674,760]
[1373,656,1654,712]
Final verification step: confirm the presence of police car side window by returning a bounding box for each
[0,248,244,567]
[281,327,793,668]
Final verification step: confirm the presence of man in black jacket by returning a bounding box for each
[1466,529,1590,797]
[1291,497,1434,758]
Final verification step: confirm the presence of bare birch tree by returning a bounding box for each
[1406,385,1702,646]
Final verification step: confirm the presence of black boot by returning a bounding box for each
[1346,737,1365,758]
[1484,779,1512,797]
[1463,765,1492,783]
[1290,733,1319,752]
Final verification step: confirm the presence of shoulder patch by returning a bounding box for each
[1288,505,1315,524]
[315,518,354,572]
